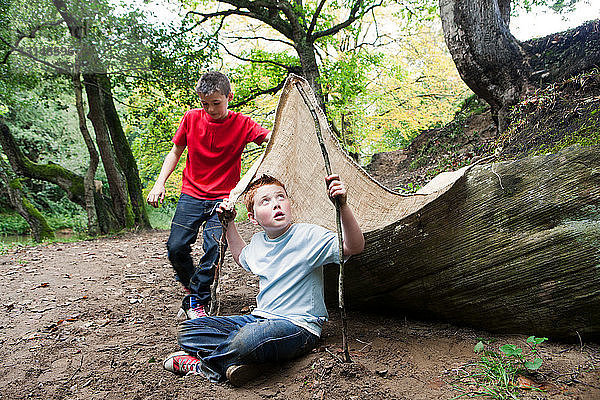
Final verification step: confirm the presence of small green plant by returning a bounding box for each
[395,182,422,193]
[452,336,548,399]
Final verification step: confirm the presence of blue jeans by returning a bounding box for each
[178,315,319,382]
[167,194,223,304]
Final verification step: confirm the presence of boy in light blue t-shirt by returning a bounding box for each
[162,174,364,386]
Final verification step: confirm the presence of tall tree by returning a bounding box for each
[439,0,600,131]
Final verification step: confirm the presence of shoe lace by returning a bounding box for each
[176,355,200,374]
[191,304,207,317]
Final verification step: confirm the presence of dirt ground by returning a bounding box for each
[1,222,599,400]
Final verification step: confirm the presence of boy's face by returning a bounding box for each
[248,184,292,239]
[199,90,233,121]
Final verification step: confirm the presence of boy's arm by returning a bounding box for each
[326,174,365,256]
[217,200,246,266]
[146,144,185,207]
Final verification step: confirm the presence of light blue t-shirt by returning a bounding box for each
[239,223,340,336]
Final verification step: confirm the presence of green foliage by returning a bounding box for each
[529,112,600,155]
[0,207,86,236]
[499,71,600,160]
[334,22,471,162]
[0,212,29,235]
[453,336,548,399]
[513,0,581,14]
[1,0,217,235]
[394,182,421,194]
[230,49,298,107]
[127,86,191,204]
[321,51,382,110]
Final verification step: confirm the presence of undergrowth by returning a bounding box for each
[451,336,548,400]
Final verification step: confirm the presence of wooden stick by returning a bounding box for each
[209,217,228,316]
[294,81,352,363]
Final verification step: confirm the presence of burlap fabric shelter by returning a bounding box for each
[231,74,469,232]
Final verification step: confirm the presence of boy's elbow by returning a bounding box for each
[345,238,365,256]
[353,242,365,255]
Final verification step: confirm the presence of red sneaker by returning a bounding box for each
[163,351,204,376]
[177,294,208,319]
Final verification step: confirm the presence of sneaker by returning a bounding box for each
[163,351,203,376]
[178,294,208,319]
[226,364,263,387]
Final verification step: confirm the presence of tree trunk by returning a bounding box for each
[53,0,133,230]
[73,71,100,236]
[440,1,600,132]
[82,73,131,229]
[0,120,85,204]
[439,0,529,130]
[296,40,326,111]
[0,157,54,242]
[98,75,150,229]
[325,145,600,341]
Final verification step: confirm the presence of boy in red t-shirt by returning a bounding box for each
[147,71,270,319]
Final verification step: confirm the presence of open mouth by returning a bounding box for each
[273,211,285,219]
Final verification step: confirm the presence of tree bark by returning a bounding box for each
[73,70,100,236]
[82,73,131,229]
[326,145,600,341]
[295,40,326,110]
[440,1,600,132]
[98,75,150,229]
[439,0,529,130]
[53,0,132,230]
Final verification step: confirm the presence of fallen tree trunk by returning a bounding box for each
[234,75,599,342]
[330,145,600,341]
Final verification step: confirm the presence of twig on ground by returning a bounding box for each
[64,354,84,384]
[576,330,584,351]
[325,347,344,364]
[356,338,372,352]
[491,163,504,190]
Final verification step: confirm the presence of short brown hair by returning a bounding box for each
[243,175,287,214]
[195,71,231,96]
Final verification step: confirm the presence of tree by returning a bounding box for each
[439,0,600,131]
[185,0,391,111]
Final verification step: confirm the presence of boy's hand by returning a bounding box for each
[147,185,166,208]
[326,174,347,206]
[217,198,237,226]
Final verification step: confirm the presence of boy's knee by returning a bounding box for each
[167,240,189,259]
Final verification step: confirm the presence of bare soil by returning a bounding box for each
[0,222,599,400]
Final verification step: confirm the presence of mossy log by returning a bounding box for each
[0,119,119,234]
[0,157,54,242]
[326,145,600,341]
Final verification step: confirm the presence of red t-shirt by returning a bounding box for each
[172,109,269,200]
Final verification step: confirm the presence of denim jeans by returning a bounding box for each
[177,315,319,382]
[166,194,224,304]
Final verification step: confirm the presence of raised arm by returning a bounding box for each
[326,174,365,256]
[217,199,247,266]
[146,144,185,207]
